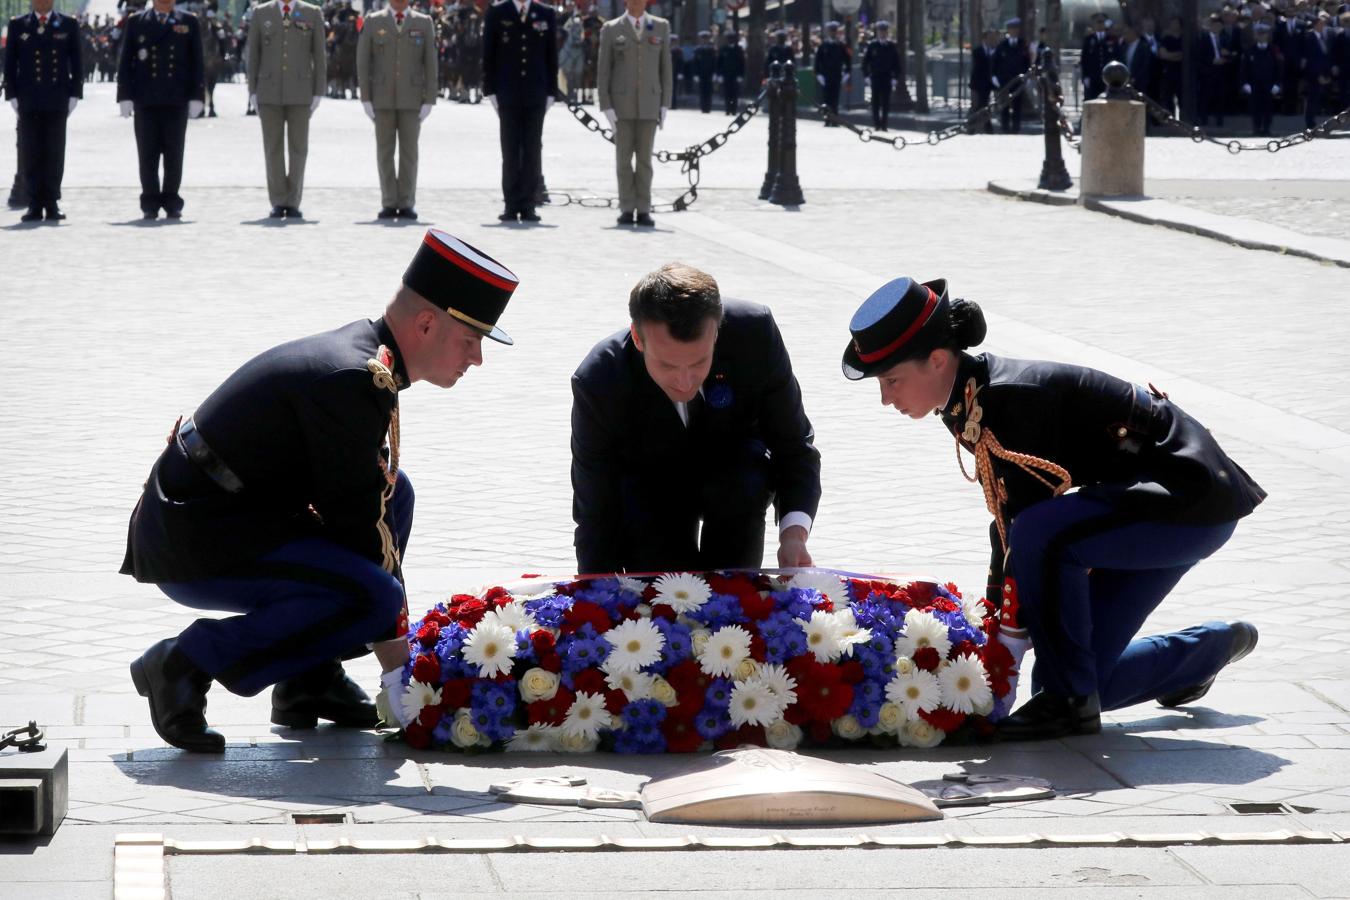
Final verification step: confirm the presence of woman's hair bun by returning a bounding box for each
[948,297,987,349]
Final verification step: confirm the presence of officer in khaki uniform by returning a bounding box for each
[597,0,671,227]
[357,0,438,221]
[246,0,325,219]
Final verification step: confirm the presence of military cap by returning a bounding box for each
[825,19,840,29]
[875,19,889,28]
[1254,19,1272,30]
[698,28,710,36]
[1005,16,1021,26]
[402,230,519,345]
[842,276,951,380]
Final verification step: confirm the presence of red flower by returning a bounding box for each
[665,659,710,696]
[416,704,444,730]
[981,637,1015,698]
[412,653,441,684]
[563,600,612,635]
[715,724,766,750]
[919,706,967,733]
[738,591,777,621]
[839,660,865,685]
[447,595,488,627]
[790,657,853,721]
[662,713,705,753]
[912,646,941,672]
[813,597,834,613]
[529,630,556,657]
[439,678,473,711]
[403,721,432,749]
[934,598,960,614]
[571,668,608,696]
[649,604,677,622]
[603,689,627,716]
[943,582,963,600]
[484,586,514,608]
[749,633,768,663]
[539,651,563,673]
[425,608,451,628]
[414,621,440,649]
[808,720,833,744]
[528,687,575,726]
[952,640,980,659]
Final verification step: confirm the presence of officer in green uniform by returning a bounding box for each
[357,0,438,221]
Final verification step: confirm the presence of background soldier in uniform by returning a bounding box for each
[766,27,792,67]
[597,0,671,227]
[4,0,83,222]
[121,230,518,753]
[482,0,558,224]
[200,7,225,116]
[992,17,1029,134]
[814,20,849,124]
[1079,12,1114,101]
[969,28,996,133]
[692,28,715,113]
[117,0,205,220]
[247,0,325,219]
[358,0,438,221]
[716,29,744,114]
[861,21,898,131]
[1241,21,1282,136]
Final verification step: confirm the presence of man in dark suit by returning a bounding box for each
[121,230,518,752]
[482,0,558,223]
[1242,22,1282,136]
[571,262,821,574]
[814,20,849,123]
[1194,14,1231,126]
[1301,13,1334,128]
[116,0,205,220]
[992,17,1029,133]
[716,30,744,114]
[4,0,83,222]
[861,20,899,130]
[692,29,716,113]
[1156,16,1184,116]
[1079,13,1114,101]
[1335,13,1350,110]
[969,28,997,134]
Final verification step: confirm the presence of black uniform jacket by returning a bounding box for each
[862,39,900,83]
[481,0,558,107]
[939,353,1266,599]
[121,319,409,584]
[116,9,206,106]
[571,301,822,574]
[3,12,84,112]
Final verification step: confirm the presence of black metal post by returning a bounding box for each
[760,62,783,200]
[1037,47,1073,191]
[769,60,806,206]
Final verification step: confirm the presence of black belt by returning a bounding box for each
[176,416,244,494]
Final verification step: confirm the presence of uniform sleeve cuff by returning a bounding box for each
[779,511,812,537]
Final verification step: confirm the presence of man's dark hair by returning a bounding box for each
[628,263,723,342]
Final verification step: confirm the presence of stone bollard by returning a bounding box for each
[1080,62,1145,197]
[769,61,806,207]
[759,63,783,201]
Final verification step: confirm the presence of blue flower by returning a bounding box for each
[652,618,692,671]
[523,593,570,628]
[695,709,731,740]
[688,593,742,629]
[432,715,455,744]
[560,623,610,674]
[622,698,667,730]
[704,678,732,709]
[472,680,516,716]
[615,725,665,754]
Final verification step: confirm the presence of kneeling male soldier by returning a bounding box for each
[571,262,821,574]
[121,230,519,752]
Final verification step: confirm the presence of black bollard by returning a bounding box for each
[759,63,783,201]
[1037,47,1073,192]
[769,60,806,206]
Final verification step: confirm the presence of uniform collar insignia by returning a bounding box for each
[368,346,400,393]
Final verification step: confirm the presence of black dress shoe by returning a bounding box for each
[498,210,519,222]
[285,207,303,219]
[269,205,286,219]
[616,210,635,225]
[165,209,182,219]
[397,207,418,220]
[142,210,158,220]
[130,639,225,753]
[271,660,378,729]
[519,209,541,222]
[208,108,218,118]
[21,208,43,222]
[378,207,399,219]
[636,212,655,227]
[998,691,1101,742]
[44,206,65,221]
[1158,621,1259,708]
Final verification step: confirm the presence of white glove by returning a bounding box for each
[603,107,617,128]
[843,73,851,85]
[120,100,133,118]
[379,668,415,728]
[990,629,1032,721]
[68,97,79,114]
[488,94,498,111]
[188,100,204,118]
[418,103,432,121]
[363,100,375,120]
[310,95,321,113]
[1241,83,1252,95]
[1272,84,1281,96]
[815,74,825,86]
[658,106,667,128]
[250,93,258,109]
[991,76,1001,88]
[545,96,554,112]
[9,99,17,113]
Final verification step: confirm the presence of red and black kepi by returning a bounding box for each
[403,229,519,345]
[842,276,949,380]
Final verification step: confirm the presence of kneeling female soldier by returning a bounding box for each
[842,277,1266,740]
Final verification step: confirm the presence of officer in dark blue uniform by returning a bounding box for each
[814,20,850,123]
[1079,12,1115,100]
[482,0,558,223]
[716,30,744,114]
[121,230,519,752]
[116,0,205,220]
[766,28,793,68]
[1241,22,1283,136]
[4,1,82,223]
[861,21,899,131]
[992,17,1029,133]
[843,277,1265,741]
[571,262,821,574]
[692,29,716,113]
[969,28,997,133]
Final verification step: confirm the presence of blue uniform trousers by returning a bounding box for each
[161,470,414,697]
[1007,491,1238,710]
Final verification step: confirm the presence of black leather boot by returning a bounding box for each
[271,660,378,729]
[130,639,226,753]
[998,690,1102,741]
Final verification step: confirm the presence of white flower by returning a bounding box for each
[832,608,872,658]
[893,655,915,676]
[900,716,944,749]
[832,714,866,741]
[400,679,441,727]
[505,723,557,752]
[652,572,711,613]
[650,676,679,707]
[961,594,986,628]
[553,730,600,753]
[606,669,654,700]
[751,663,798,707]
[461,621,517,677]
[562,691,611,738]
[796,610,844,663]
[602,618,665,673]
[481,602,537,634]
[450,708,480,748]
[698,624,753,677]
[690,628,712,656]
[938,654,993,715]
[788,571,846,601]
[729,681,782,727]
[617,576,648,597]
[885,668,941,716]
[518,667,560,703]
[895,609,953,659]
[877,701,906,734]
[765,719,802,750]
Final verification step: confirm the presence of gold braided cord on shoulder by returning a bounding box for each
[956,427,1073,550]
[374,401,402,575]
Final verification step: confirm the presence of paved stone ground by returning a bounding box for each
[2,82,1350,898]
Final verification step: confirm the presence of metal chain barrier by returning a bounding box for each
[1122,85,1350,154]
[1041,71,1082,153]
[551,87,769,211]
